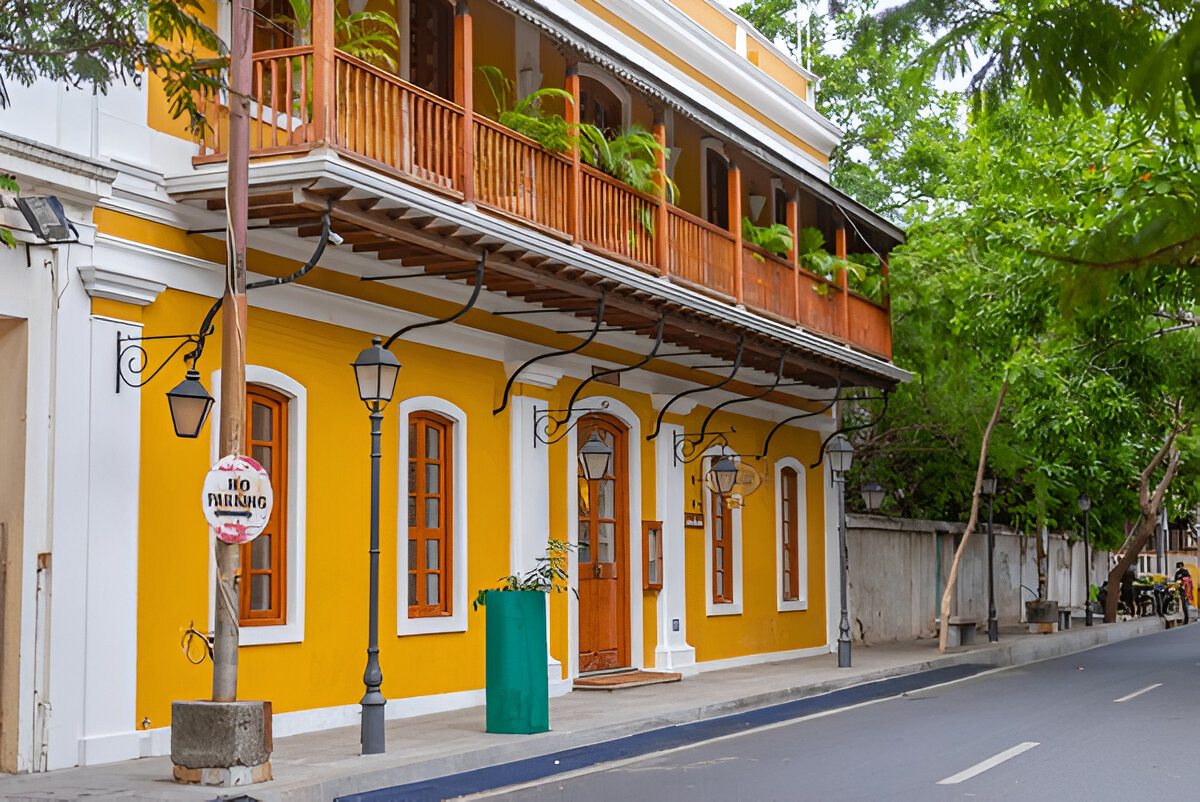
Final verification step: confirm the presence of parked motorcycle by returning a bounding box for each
[1159,581,1190,625]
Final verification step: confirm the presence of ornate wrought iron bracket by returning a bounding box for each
[809,390,890,470]
[533,400,611,446]
[116,329,210,393]
[689,353,784,448]
[673,428,735,465]
[647,334,745,441]
[494,293,607,416]
[551,316,666,430]
[757,384,842,460]
[383,252,486,349]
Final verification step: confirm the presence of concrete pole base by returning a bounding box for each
[171,700,273,787]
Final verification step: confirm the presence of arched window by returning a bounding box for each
[702,141,729,230]
[780,466,799,601]
[408,411,453,616]
[241,385,288,625]
[775,458,808,611]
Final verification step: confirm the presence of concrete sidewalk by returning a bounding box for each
[0,617,1167,801]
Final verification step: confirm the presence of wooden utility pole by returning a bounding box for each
[212,0,252,703]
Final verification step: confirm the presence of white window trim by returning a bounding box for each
[775,457,808,612]
[208,366,307,646]
[703,450,743,617]
[396,396,469,635]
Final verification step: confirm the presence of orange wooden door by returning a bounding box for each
[577,416,629,673]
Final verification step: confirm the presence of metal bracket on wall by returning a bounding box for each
[551,316,666,430]
[687,353,785,449]
[494,293,607,416]
[115,330,209,393]
[808,390,890,470]
[533,400,611,446]
[382,252,486,349]
[672,428,735,465]
[647,334,745,441]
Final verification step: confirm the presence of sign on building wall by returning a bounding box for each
[201,454,273,544]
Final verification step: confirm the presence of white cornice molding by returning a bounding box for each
[78,266,167,306]
[0,133,117,203]
[506,362,564,389]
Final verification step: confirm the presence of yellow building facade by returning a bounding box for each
[0,0,907,771]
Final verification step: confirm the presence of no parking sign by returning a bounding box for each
[201,454,273,544]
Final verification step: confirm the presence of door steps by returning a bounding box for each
[573,670,682,690]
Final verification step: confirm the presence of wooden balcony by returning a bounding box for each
[195,46,892,359]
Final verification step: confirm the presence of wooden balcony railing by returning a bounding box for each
[474,117,571,233]
[195,46,892,359]
[579,165,657,268]
[667,209,737,299]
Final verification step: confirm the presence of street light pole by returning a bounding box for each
[1079,493,1092,627]
[352,338,400,755]
[361,400,385,753]
[826,435,854,668]
[984,477,998,642]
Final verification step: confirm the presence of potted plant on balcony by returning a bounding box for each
[742,217,793,259]
[473,539,573,734]
[478,65,581,153]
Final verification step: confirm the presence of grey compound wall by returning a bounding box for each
[846,514,1110,643]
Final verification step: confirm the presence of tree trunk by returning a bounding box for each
[1103,416,1184,623]
[939,379,1009,654]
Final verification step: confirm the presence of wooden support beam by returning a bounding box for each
[454,2,475,202]
[729,162,744,305]
[787,195,800,323]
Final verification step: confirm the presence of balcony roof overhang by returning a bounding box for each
[166,150,910,393]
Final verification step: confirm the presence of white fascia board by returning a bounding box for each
[166,153,910,385]
[702,0,820,84]
[535,0,838,169]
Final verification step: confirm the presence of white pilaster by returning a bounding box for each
[654,423,695,672]
[508,396,565,692]
[78,316,143,765]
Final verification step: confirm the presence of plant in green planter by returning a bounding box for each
[741,217,794,259]
[473,538,573,609]
[475,539,574,735]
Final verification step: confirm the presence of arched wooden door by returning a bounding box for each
[577,415,630,673]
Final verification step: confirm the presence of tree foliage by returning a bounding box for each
[0,0,224,135]
[735,1,1200,556]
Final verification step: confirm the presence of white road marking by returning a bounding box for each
[1114,683,1161,703]
[937,742,1040,785]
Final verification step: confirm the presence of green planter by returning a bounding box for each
[484,589,549,734]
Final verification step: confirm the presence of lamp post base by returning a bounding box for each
[1085,608,1094,627]
[988,618,998,642]
[360,693,387,755]
[837,638,851,668]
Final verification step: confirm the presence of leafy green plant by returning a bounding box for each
[477,65,581,153]
[278,0,400,71]
[795,226,866,292]
[741,217,793,258]
[472,539,575,610]
[580,124,678,202]
[0,175,17,248]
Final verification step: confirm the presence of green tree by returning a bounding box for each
[0,0,224,135]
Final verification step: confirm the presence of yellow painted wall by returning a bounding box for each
[134,286,515,728]
[471,0,516,118]
[679,406,828,662]
[667,0,736,48]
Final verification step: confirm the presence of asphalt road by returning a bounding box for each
[475,625,1200,801]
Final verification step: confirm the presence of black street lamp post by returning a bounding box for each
[351,337,401,755]
[982,476,998,642]
[827,435,854,668]
[1079,493,1092,627]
